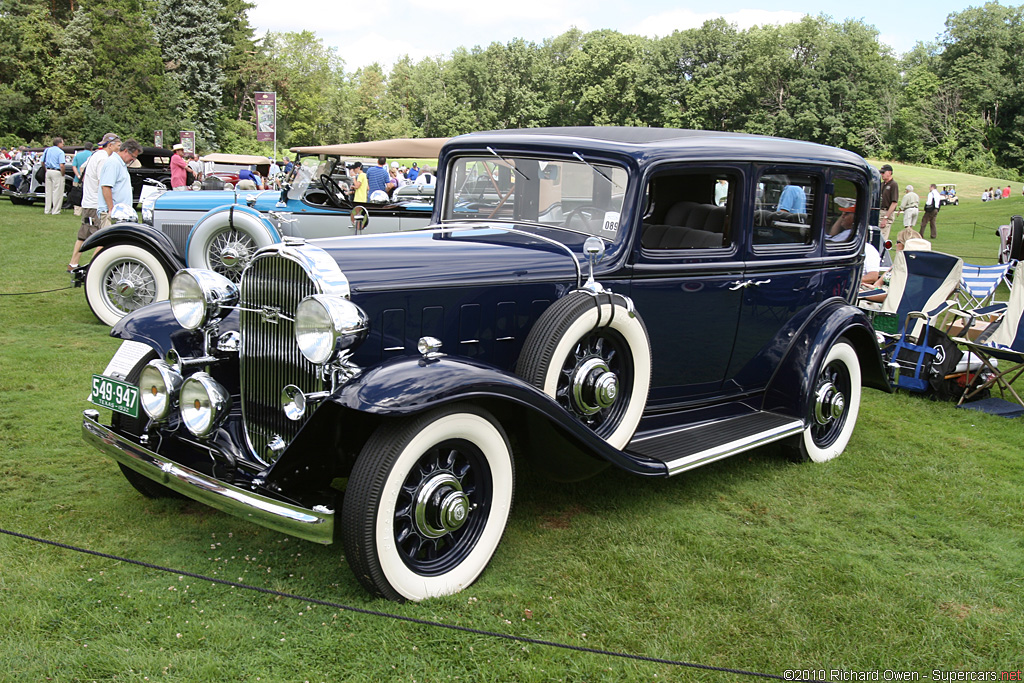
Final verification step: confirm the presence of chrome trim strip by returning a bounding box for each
[664,421,804,476]
[83,410,334,545]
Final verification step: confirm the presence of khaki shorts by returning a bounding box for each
[77,208,99,240]
[98,212,111,230]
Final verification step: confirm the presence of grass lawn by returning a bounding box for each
[0,181,1021,681]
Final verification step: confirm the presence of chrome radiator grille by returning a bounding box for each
[162,222,193,256]
[239,253,323,464]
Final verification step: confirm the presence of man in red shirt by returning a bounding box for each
[170,143,188,190]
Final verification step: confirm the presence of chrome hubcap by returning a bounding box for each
[571,357,619,415]
[414,473,471,539]
[208,230,255,281]
[814,381,846,426]
[116,278,136,298]
[104,260,157,313]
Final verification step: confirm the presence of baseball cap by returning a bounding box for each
[906,184,914,191]
[391,161,399,168]
[835,197,857,213]
[880,164,893,173]
[98,133,120,148]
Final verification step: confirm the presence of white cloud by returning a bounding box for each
[629,8,806,38]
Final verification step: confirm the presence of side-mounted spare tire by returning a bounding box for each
[186,205,280,281]
[516,290,651,450]
[1010,215,1024,264]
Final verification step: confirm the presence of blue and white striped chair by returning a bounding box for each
[959,260,1015,309]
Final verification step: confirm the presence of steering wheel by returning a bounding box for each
[565,206,605,231]
[319,174,348,207]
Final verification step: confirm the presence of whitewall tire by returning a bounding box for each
[85,244,171,326]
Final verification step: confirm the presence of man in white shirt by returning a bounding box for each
[414,167,435,186]
[68,133,119,270]
[921,183,941,240]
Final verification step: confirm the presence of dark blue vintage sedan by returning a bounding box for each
[83,127,890,601]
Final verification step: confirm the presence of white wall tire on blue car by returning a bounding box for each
[517,292,651,450]
[186,208,279,282]
[85,244,171,326]
[341,404,514,602]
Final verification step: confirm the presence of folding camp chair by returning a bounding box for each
[862,250,963,392]
[952,260,1024,405]
[959,261,1015,309]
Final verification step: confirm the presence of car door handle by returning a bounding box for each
[729,280,750,290]
[751,279,772,286]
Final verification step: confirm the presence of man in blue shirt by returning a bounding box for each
[406,162,420,182]
[777,184,806,215]
[365,157,394,196]
[42,137,66,215]
[97,139,141,228]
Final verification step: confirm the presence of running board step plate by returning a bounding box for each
[626,412,803,476]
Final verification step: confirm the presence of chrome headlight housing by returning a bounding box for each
[295,294,369,364]
[140,194,157,225]
[180,372,231,437]
[139,360,182,421]
[170,269,239,330]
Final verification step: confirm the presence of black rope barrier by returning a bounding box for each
[0,285,75,296]
[0,526,786,680]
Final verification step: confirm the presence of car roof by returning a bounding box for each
[446,126,869,168]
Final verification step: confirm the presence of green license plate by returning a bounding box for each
[91,375,139,418]
[870,312,899,334]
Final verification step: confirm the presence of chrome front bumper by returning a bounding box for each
[82,409,335,545]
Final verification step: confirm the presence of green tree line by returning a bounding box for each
[2,0,1023,179]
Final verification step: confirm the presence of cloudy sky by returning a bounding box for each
[248,0,974,71]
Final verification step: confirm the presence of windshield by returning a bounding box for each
[287,155,333,201]
[442,154,628,240]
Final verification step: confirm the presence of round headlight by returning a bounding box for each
[180,373,231,437]
[295,294,369,364]
[139,360,182,421]
[170,269,239,330]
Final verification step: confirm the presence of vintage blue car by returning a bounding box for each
[77,138,446,325]
[83,127,890,601]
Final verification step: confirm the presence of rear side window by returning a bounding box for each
[639,169,737,250]
[753,172,818,246]
[825,176,864,247]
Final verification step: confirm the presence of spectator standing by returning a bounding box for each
[97,139,141,229]
[777,184,806,214]
[350,162,367,202]
[69,133,120,270]
[170,143,188,190]
[70,144,94,215]
[878,164,898,240]
[1003,185,1011,199]
[921,183,941,240]
[900,184,920,228]
[42,136,66,215]
[188,153,204,186]
[283,156,294,175]
[414,167,435,186]
[407,162,420,182]
[366,157,394,195]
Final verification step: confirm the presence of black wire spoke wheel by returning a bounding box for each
[555,328,632,439]
[342,404,514,601]
[790,338,861,463]
[393,438,492,576]
[810,354,852,449]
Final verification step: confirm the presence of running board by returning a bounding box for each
[625,412,803,476]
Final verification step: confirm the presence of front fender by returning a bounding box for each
[764,298,891,419]
[81,222,184,276]
[110,301,238,361]
[331,355,667,476]
[186,204,280,252]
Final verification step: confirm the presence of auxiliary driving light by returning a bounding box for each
[180,373,231,437]
[139,360,182,421]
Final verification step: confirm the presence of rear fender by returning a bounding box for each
[764,298,891,420]
[81,222,184,277]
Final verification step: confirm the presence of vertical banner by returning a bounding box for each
[154,130,163,148]
[180,131,195,155]
[255,92,276,142]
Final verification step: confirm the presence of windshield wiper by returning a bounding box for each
[572,152,621,189]
[486,147,531,182]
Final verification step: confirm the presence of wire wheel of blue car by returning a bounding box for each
[517,291,651,450]
[341,404,514,602]
[795,338,861,463]
[204,229,259,281]
[84,244,170,326]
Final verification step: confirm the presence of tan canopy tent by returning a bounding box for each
[200,153,273,165]
[289,138,449,158]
